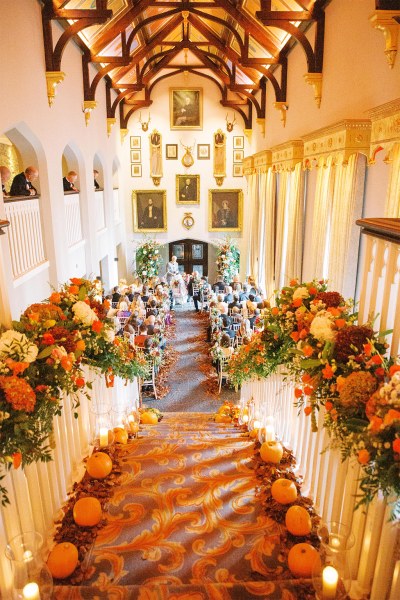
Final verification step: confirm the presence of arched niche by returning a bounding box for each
[62,143,81,182]
[2,123,45,194]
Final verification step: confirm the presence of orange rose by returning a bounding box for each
[304,406,312,416]
[383,409,400,427]
[327,307,341,317]
[28,312,40,322]
[104,299,111,309]
[68,285,79,295]
[76,340,86,351]
[292,298,303,308]
[290,279,298,286]
[303,345,313,357]
[389,365,400,377]
[303,385,314,396]
[301,373,312,383]
[371,355,383,365]
[60,356,73,371]
[322,364,334,379]
[308,286,317,295]
[13,452,22,469]
[49,292,61,304]
[70,278,83,286]
[271,307,280,316]
[393,439,400,454]
[335,319,346,329]
[92,320,103,333]
[369,416,383,432]
[325,401,333,412]
[294,388,303,399]
[357,449,370,465]
[290,332,300,342]
[75,377,85,388]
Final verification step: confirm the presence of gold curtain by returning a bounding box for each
[262,168,277,299]
[285,163,305,286]
[310,155,335,279]
[247,173,260,283]
[384,142,400,217]
[274,171,290,289]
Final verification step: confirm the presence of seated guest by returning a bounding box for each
[111,286,121,304]
[146,299,159,315]
[141,286,150,304]
[216,294,228,314]
[63,171,79,192]
[213,276,225,293]
[135,324,148,347]
[239,283,250,302]
[143,336,154,355]
[123,318,135,337]
[228,294,241,311]
[117,295,131,317]
[0,166,11,197]
[223,285,234,303]
[130,291,145,314]
[238,314,252,337]
[258,299,270,311]
[145,314,156,334]
[249,308,260,330]
[93,169,100,190]
[221,315,235,339]
[10,166,38,196]
[230,275,241,287]
[220,332,234,357]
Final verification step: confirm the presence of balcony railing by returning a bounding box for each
[4,196,46,279]
[95,189,106,231]
[0,369,140,599]
[64,191,83,247]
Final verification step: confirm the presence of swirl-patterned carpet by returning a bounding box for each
[55,414,309,599]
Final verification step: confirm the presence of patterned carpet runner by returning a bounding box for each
[55,414,308,599]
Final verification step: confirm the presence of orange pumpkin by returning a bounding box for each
[73,497,102,527]
[218,404,230,414]
[287,542,321,578]
[113,427,129,444]
[47,542,79,579]
[260,441,283,464]
[86,451,112,479]
[271,478,298,504]
[285,505,312,536]
[141,411,158,425]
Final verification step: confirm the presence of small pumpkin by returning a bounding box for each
[215,414,231,423]
[287,542,321,578]
[260,441,283,464]
[86,451,112,479]
[73,497,102,527]
[141,411,158,425]
[47,542,79,579]
[113,427,128,444]
[271,478,298,504]
[285,505,312,536]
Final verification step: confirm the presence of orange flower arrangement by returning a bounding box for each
[0,376,36,412]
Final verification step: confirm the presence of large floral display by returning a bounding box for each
[215,237,240,283]
[134,238,163,282]
[228,279,399,515]
[0,278,146,505]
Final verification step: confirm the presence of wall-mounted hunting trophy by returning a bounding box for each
[180,140,195,168]
[139,112,151,131]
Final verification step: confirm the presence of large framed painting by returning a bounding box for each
[208,189,243,232]
[176,174,200,204]
[170,88,202,129]
[132,190,167,232]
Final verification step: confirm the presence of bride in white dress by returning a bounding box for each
[171,273,188,304]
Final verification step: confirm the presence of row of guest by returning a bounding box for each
[0,164,101,197]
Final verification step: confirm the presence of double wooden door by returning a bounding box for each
[169,239,208,276]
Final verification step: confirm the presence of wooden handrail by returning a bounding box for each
[356,218,400,243]
[4,195,40,202]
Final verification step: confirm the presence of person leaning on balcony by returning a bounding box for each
[63,171,79,192]
[0,166,11,197]
[93,169,100,190]
[10,166,38,197]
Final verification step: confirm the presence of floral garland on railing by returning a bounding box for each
[215,237,240,283]
[134,238,163,282]
[227,278,400,513]
[0,277,147,505]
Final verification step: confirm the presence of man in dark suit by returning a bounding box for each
[63,171,79,192]
[0,166,11,197]
[10,166,38,196]
[179,177,197,202]
[216,200,234,228]
[140,197,161,229]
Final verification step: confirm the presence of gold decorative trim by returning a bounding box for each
[243,156,254,176]
[252,150,272,173]
[46,71,65,107]
[369,10,400,68]
[214,176,224,186]
[303,73,323,108]
[367,98,400,163]
[273,102,289,127]
[271,140,304,172]
[256,118,265,135]
[107,117,116,137]
[83,100,97,126]
[120,128,129,144]
[182,212,194,230]
[302,119,371,166]
[244,129,252,141]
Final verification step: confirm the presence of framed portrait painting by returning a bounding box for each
[208,189,243,232]
[176,174,200,204]
[132,190,167,232]
[170,88,202,129]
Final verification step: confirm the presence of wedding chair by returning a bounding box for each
[218,356,231,394]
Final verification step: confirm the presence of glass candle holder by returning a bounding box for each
[5,532,53,600]
[91,410,115,449]
[317,521,355,554]
[312,553,351,600]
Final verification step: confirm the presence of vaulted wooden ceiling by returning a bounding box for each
[42,0,331,129]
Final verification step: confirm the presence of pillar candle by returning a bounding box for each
[22,582,41,600]
[322,565,338,599]
[265,425,275,441]
[99,427,108,447]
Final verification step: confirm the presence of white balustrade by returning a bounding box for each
[64,193,83,247]
[95,190,106,231]
[113,188,120,223]
[0,369,139,599]
[239,223,400,599]
[4,198,46,279]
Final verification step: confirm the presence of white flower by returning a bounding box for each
[142,270,147,275]
[103,327,115,343]
[292,286,309,301]
[0,330,38,363]
[310,313,335,342]
[154,250,158,254]
[72,301,99,326]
